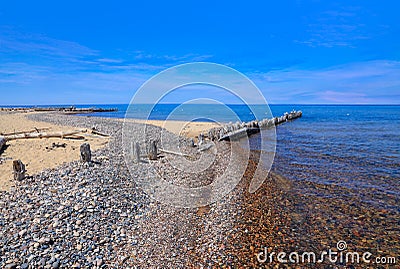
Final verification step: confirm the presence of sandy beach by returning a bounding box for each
[0,112,217,191]
[0,112,109,191]
[124,118,219,140]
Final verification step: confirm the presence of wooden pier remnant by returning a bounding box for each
[147,140,158,160]
[13,160,26,181]
[206,110,302,141]
[80,143,92,162]
[133,142,141,163]
[0,106,118,114]
[0,136,5,152]
[198,133,205,146]
[189,138,195,147]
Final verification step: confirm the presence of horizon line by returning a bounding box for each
[1,103,399,107]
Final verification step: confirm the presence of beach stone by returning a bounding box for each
[39,258,46,266]
[27,255,36,263]
[18,229,27,237]
[5,264,17,269]
[96,259,103,267]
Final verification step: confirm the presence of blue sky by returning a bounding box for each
[0,0,399,105]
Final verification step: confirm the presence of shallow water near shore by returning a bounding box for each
[268,105,400,212]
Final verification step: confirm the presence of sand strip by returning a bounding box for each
[0,112,109,191]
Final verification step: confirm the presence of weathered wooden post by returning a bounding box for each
[134,142,141,163]
[80,143,91,162]
[198,133,204,146]
[0,136,5,152]
[147,140,157,160]
[189,138,195,147]
[13,160,26,181]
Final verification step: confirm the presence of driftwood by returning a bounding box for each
[1,127,51,136]
[159,148,191,157]
[198,143,214,152]
[147,140,158,160]
[0,136,5,151]
[46,142,67,150]
[52,142,67,148]
[91,127,110,137]
[4,129,87,141]
[13,160,26,181]
[80,143,91,162]
[62,135,85,140]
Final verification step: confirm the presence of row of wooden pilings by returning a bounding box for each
[131,140,159,163]
[205,110,302,141]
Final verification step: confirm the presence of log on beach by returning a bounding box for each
[0,127,51,136]
[4,129,87,141]
[91,129,110,137]
[159,148,191,157]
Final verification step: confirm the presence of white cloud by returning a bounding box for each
[251,60,400,104]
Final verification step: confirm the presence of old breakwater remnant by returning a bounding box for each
[0,106,118,114]
[206,110,302,141]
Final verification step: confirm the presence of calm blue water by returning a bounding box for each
[78,104,276,122]
[269,105,399,211]
[25,104,399,210]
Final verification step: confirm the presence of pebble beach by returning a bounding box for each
[0,112,398,268]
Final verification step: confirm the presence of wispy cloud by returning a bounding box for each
[0,27,97,58]
[294,6,373,48]
[0,27,215,104]
[132,51,213,62]
[0,27,214,74]
[97,58,124,63]
[252,60,400,104]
